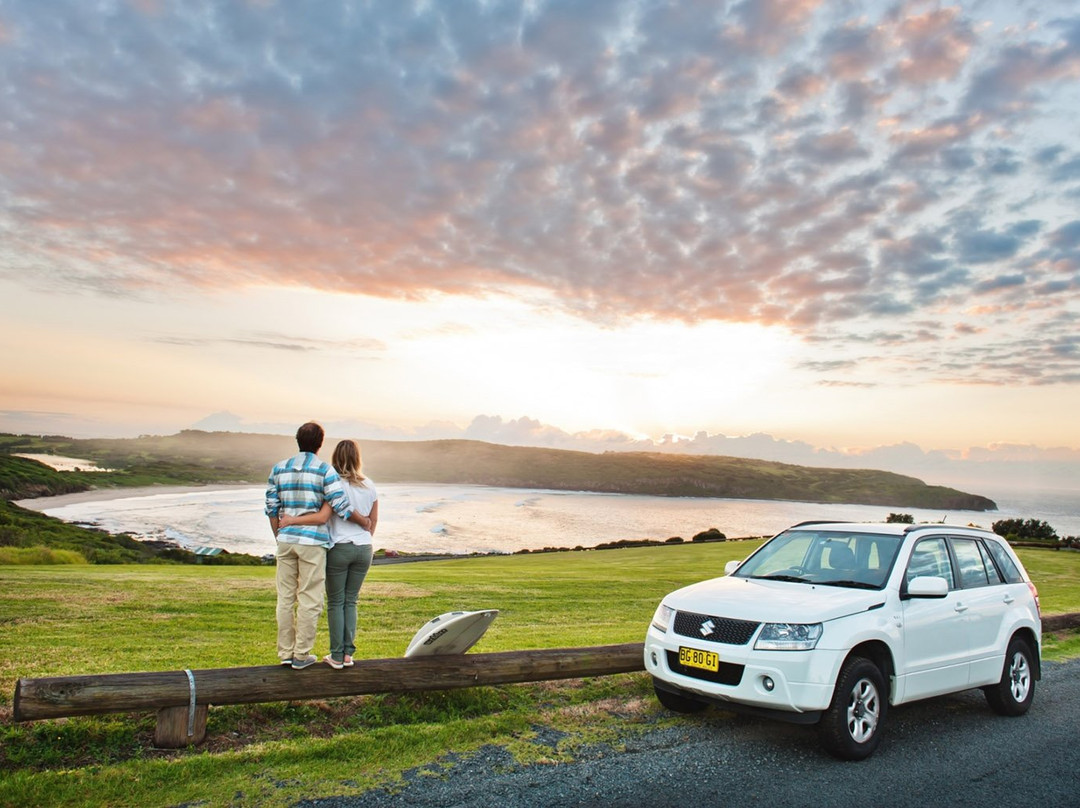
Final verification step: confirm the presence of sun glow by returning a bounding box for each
[378,296,801,435]
[0,278,806,438]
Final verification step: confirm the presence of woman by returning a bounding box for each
[279,439,379,669]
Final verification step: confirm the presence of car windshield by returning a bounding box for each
[734,529,904,590]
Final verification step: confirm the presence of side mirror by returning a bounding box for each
[906,576,949,598]
[724,559,742,575]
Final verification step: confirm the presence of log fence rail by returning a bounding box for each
[13,612,1080,749]
[14,642,646,747]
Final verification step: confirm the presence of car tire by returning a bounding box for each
[818,656,887,761]
[984,636,1035,717]
[653,681,708,714]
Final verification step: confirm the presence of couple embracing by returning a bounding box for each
[265,421,379,670]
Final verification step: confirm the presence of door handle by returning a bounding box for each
[954,603,968,612]
[1003,594,1015,604]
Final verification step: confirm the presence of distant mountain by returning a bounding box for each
[1,431,997,511]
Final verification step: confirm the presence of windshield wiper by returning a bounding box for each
[818,579,879,590]
[751,574,810,583]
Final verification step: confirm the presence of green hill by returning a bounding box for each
[1,430,996,511]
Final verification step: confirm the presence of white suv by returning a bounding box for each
[644,521,1042,759]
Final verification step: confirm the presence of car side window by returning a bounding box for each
[984,538,1024,584]
[952,538,990,588]
[905,538,955,589]
[977,540,1004,585]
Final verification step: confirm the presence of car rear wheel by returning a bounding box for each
[653,680,708,714]
[818,656,887,760]
[984,636,1035,716]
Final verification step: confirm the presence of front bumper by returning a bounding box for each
[644,624,842,715]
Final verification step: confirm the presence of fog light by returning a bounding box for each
[650,652,658,667]
[762,676,775,692]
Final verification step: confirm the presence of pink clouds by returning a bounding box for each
[730,0,824,55]
[0,0,1078,388]
[892,5,976,84]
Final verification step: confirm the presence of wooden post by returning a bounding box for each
[14,643,646,747]
[154,704,208,747]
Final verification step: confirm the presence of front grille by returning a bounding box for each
[673,611,760,645]
[666,650,745,686]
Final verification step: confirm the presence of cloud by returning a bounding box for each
[153,333,386,354]
[0,0,1078,386]
[463,414,578,448]
[1050,220,1080,249]
[962,19,1080,119]
[794,129,869,163]
[956,229,1027,264]
[1051,155,1080,183]
[889,3,975,85]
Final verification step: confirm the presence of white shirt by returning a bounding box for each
[327,478,377,547]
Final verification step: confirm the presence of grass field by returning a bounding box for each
[2,542,1078,807]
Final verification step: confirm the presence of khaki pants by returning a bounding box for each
[275,541,327,662]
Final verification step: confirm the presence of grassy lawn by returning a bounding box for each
[1,542,1078,807]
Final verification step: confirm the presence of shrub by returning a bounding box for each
[692,528,726,542]
[0,546,88,565]
[992,518,1059,543]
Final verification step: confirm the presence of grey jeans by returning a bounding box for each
[325,542,373,662]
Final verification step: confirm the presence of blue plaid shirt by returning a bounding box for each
[264,452,352,547]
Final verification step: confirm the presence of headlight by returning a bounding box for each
[754,622,822,650]
[651,603,674,633]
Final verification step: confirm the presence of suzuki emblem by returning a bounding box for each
[700,619,715,636]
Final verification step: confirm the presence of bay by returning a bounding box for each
[24,482,1080,557]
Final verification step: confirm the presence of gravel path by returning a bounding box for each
[298,657,1080,808]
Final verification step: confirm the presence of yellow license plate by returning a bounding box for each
[679,646,719,672]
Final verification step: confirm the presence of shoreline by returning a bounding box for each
[15,481,1076,560]
[13,482,259,511]
[12,482,744,563]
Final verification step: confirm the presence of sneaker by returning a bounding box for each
[280,658,293,667]
[291,654,318,670]
[343,655,354,667]
[323,654,344,670]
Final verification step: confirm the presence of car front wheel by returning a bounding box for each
[818,656,887,760]
[984,636,1035,716]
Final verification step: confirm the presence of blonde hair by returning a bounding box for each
[331,439,366,485]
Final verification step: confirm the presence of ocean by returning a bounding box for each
[24,482,1080,557]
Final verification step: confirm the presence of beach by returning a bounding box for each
[19,481,1075,558]
[14,483,256,510]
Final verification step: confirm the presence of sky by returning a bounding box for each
[1,0,1079,492]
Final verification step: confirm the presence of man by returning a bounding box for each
[265,421,353,669]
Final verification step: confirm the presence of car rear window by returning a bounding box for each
[984,538,1025,584]
[977,540,1004,585]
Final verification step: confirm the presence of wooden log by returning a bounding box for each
[1042,613,1080,632]
[14,643,646,723]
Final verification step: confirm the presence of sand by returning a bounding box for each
[13,483,258,512]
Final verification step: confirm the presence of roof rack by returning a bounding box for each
[789,520,842,528]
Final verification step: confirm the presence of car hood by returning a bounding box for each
[665,575,886,624]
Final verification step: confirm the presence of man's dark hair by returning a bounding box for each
[295,421,325,453]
